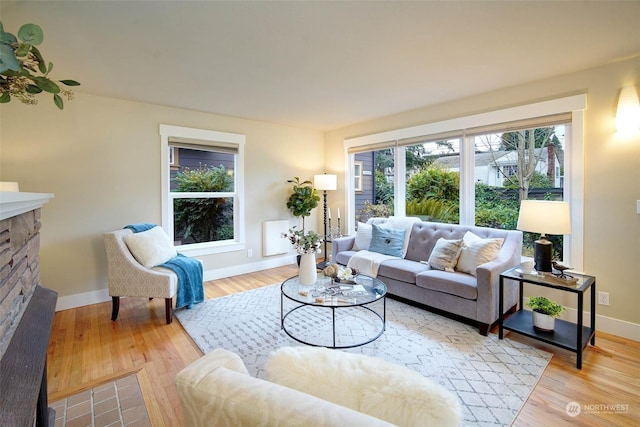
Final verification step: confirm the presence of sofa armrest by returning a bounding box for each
[330,235,356,263]
[474,231,522,325]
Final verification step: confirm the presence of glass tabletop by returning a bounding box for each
[501,266,595,292]
[281,274,387,307]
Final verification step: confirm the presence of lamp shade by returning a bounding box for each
[616,85,640,135]
[517,200,571,236]
[314,174,337,191]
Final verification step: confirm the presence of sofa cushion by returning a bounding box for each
[416,270,478,300]
[456,231,504,276]
[427,238,464,272]
[377,258,430,284]
[353,222,373,250]
[124,226,178,268]
[369,224,405,257]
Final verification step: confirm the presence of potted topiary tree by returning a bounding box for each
[286,177,320,270]
[286,177,320,231]
[526,296,565,332]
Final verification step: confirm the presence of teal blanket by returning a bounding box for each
[124,223,204,309]
[162,254,204,309]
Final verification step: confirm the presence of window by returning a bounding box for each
[406,138,461,224]
[352,148,395,222]
[345,95,586,269]
[473,124,567,259]
[354,161,364,192]
[160,125,245,256]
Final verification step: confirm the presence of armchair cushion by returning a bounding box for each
[124,226,178,268]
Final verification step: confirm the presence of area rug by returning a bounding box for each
[175,284,551,426]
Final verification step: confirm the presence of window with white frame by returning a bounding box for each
[160,124,245,256]
[345,95,586,268]
[354,161,364,192]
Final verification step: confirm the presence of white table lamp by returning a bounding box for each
[517,200,571,272]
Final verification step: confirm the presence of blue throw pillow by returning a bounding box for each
[368,224,405,257]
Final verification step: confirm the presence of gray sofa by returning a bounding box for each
[331,218,522,335]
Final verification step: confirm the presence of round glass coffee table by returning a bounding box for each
[280,274,387,349]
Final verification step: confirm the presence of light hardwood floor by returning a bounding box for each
[47,265,639,426]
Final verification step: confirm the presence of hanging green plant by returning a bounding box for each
[0,21,80,109]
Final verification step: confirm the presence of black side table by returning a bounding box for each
[499,267,596,369]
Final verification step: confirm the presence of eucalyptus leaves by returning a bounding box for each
[0,21,80,109]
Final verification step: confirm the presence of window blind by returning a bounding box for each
[168,136,239,154]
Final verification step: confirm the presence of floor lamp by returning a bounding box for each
[314,174,337,269]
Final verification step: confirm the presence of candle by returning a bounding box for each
[328,208,331,220]
[337,208,341,220]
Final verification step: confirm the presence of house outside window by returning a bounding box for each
[160,124,245,256]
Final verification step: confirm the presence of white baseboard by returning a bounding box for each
[56,288,111,311]
[562,307,639,342]
[55,256,297,312]
[203,255,296,281]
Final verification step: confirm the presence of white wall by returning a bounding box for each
[0,93,324,305]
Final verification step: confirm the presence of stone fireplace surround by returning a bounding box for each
[0,191,56,426]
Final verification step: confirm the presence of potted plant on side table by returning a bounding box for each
[526,296,565,332]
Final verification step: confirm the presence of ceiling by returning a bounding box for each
[2,1,640,131]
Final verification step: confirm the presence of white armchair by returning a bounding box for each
[103,228,177,324]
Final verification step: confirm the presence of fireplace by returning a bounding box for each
[0,192,56,426]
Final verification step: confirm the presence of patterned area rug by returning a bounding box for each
[175,284,551,426]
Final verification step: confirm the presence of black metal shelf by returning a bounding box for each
[499,267,596,369]
[503,310,595,353]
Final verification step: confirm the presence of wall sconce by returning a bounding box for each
[616,85,640,135]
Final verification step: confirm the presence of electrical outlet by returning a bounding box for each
[597,291,610,306]
[247,249,253,258]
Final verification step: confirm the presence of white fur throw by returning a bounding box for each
[266,346,460,427]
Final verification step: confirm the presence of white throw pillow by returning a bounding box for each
[352,222,373,250]
[456,231,504,276]
[427,238,464,272]
[124,226,178,268]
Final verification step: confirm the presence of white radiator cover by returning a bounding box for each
[262,220,290,256]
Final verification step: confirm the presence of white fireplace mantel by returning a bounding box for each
[0,192,54,221]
